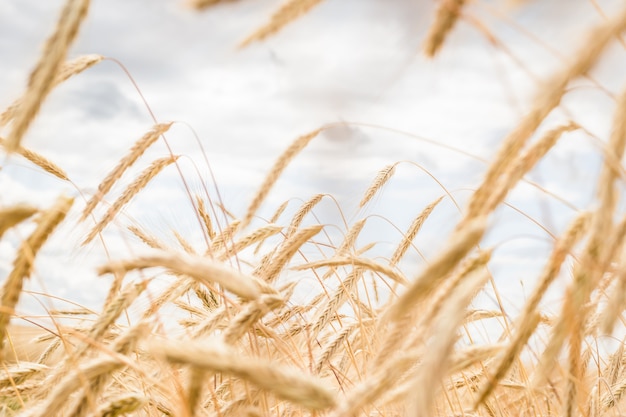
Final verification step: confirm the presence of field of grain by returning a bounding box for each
[1,1,626,416]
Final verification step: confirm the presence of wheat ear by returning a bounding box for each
[150,338,336,411]
[385,216,487,323]
[285,193,324,238]
[24,357,122,417]
[0,136,69,181]
[240,0,325,47]
[423,0,466,57]
[464,6,626,226]
[0,205,38,239]
[186,0,238,10]
[0,196,73,362]
[80,123,173,221]
[98,251,268,300]
[390,196,444,267]
[195,195,215,240]
[294,257,408,286]
[258,224,323,283]
[83,155,178,245]
[5,0,90,152]
[241,129,321,229]
[0,54,103,127]
[94,393,147,417]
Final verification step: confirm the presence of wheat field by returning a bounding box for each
[1,1,626,416]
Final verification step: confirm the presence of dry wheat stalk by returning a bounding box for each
[184,367,206,417]
[294,256,408,286]
[483,122,579,215]
[209,219,241,253]
[95,393,147,417]
[464,6,626,227]
[563,91,626,414]
[150,338,337,410]
[423,0,466,57]
[5,0,90,152]
[371,250,491,375]
[257,224,323,283]
[195,195,216,240]
[449,344,505,375]
[241,129,321,229]
[359,164,397,208]
[474,312,541,409]
[83,155,178,245]
[594,87,626,239]
[0,54,103,127]
[601,261,626,334]
[98,251,268,300]
[285,194,324,238]
[269,200,290,224]
[314,320,363,374]
[240,0,325,47]
[66,323,148,417]
[498,212,589,394]
[80,122,173,221]
[219,224,283,260]
[186,0,239,10]
[0,362,47,389]
[602,376,626,409]
[222,293,285,345]
[0,196,73,363]
[0,136,70,181]
[329,352,417,417]
[0,205,38,239]
[310,267,364,338]
[127,225,165,250]
[411,268,492,417]
[319,218,368,281]
[173,229,196,254]
[384,216,487,323]
[22,356,122,417]
[390,196,444,267]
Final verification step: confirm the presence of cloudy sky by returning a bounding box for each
[0,0,624,317]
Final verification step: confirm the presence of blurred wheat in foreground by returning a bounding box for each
[1,1,626,417]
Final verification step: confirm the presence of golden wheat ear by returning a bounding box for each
[0,196,74,362]
[80,122,173,222]
[82,155,179,245]
[241,129,321,229]
[186,0,239,10]
[239,0,326,48]
[423,0,466,58]
[5,0,90,152]
[0,205,38,239]
[0,54,103,128]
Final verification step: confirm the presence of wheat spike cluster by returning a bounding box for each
[1,0,626,416]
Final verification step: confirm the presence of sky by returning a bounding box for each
[0,0,624,322]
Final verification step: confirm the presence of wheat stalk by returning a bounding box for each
[385,216,487,323]
[294,256,408,286]
[241,129,321,229]
[0,136,69,181]
[0,205,38,239]
[5,0,90,152]
[240,0,326,47]
[150,338,337,411]
[0,54,103,128]
[423,0,466,57]
[98,251,268,300]
[0,196,73,362]
[80,122,173,221]
[83,155,178,245]
[464,6,626,227]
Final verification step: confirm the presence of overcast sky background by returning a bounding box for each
[1,0,625,329]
